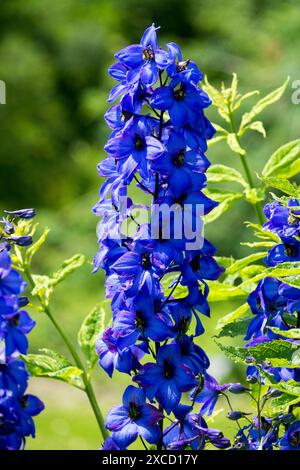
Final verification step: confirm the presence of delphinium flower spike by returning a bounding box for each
[0,209,44,450]
[94,24,234,450]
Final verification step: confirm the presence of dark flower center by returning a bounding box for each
[173,149,185,167]
[143,46,155,61]
[190,254,200,272]
[163,359,174,379]
[141,253,151,270]
[121,110,132,122]
[173,85,186,101]
[284,243,298,258]
[135,310,146,331]
[11,314,20,326]
[134,134,146,151]
[178,315,190,336]
[174,193,187,207]
[128,401,141,420]
[18,395,28,408]
[176,60,190,73]
[290,431,300,447]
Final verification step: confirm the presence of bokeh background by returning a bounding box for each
[0,0,299,449]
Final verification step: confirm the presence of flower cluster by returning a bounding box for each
[228,197,300,451]
[245,198,300,383]
[94,25,236,450]
[0,209,44,450]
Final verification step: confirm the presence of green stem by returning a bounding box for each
[228,111,265,225]
[24,266,108,441]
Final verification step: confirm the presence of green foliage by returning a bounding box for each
[22,349,84,390]
[217,339,300,368]
[204,189,243,223]
[78,304,108,371]
[262,140,300,179]
[262,176,299,197]
[215,317,251,338]
[32,254,85,306]
[206,164,247,187]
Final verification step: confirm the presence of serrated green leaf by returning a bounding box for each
[207,164,247,187]
[262,139,300,178]
[52,254,86,285]
[245,221,280,242]
[21,349,84,389]
[243,120,266,138]
[225,252,266,275]
[207,281,247,302]
[202,77,230,122]
[227,133,246,155]
[216,317,251,338]
[271,393,300,412]
[233,90,259,111]
[78,305,107,369]
[217,339,300,368]
[25,227,50,264]
[262,176,299,197]
[241,78,289,128]
[217,303,250,329]
[267,327,300,339]
[204,190,243,224]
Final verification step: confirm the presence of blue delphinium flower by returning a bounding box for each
[105,385,163,448]
[95,25,228,450]
[279,420,300,450]
[0,211,44,450]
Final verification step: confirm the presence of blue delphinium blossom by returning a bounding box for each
[95,25,228,450]
[279,420,300,450]
[105,385,163,448]
[0,211,44,450]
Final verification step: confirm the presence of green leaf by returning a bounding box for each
[227,133,246,155]
[25,227,50,264]
[52,254,86,285]
[207,164,247,187]
[262,139,300,178]
[78,305,107,369]
[31,274,55,305]
[262,176,299,197]
[207,282,247,302]
[245,221,280,242]
[269,392,300,413]
[243,187,265,205]
[204,190,243,224]
[207,135,227,148]
[202,77,230,123]
[267,327,300,339]
[217,339,300,368]
[243,120,266,138]
[225,252,266,275]
[21,349,84,389]
[241,78,289,128]
[216,317,251,338]
[217,303,250,329]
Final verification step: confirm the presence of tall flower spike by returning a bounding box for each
[95,25,230,450]
[0,210,44,450]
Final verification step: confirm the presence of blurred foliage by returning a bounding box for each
[0,0,299,449]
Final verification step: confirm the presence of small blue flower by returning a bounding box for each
[133,344,198,414]
[279,420,300,450]
[106,385,163,449]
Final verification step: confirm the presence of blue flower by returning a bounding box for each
[150,76,211,130]
[4,208,36,219]
[104,116,164,181]
[133,344,198,414]
[113,297,172,350]
[96,327,146,377]
[264,199,300,238]
[193,374,229,416]
[166,43,203,84]
[106,385,163,449]
[265,237,300,266]
[279,420,300,450]
[115,24,168,87]
[148,131,209,197]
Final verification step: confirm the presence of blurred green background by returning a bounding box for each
[0,0,299,450]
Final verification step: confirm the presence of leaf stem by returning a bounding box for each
[23,265,108,441]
